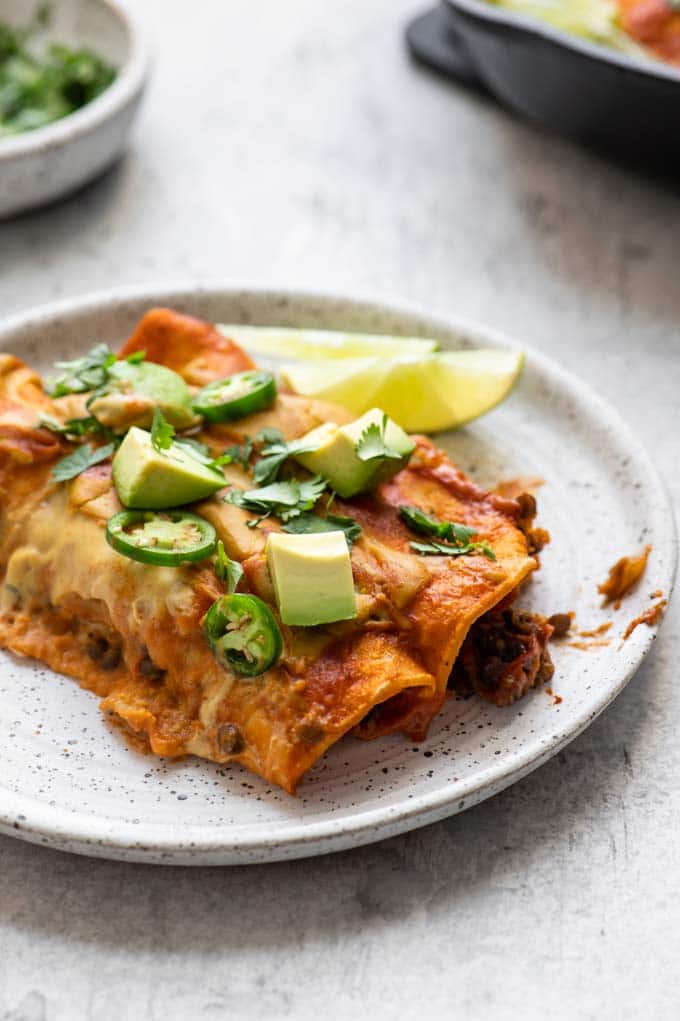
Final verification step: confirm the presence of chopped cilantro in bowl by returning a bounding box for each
[0,7,116,139]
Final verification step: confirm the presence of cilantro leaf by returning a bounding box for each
[410,539,496,561]
[172,436,248,476]
[39,413,118,444]
[400,506,476,545]
[355,414,403,463]
[297,475,327,507]
[246,481,302,507]
[214,540,244,593]
[45,345,145,399]
[255,427,285,446]
[253,446,289,486]
[401,505,495,560]
[252,429,320,486]
[150,408,175,453]
[220,437,253,471]
[226,475,327,524]
[51,442,116,483]
[282,512,362,547]
[45,344,116,397]
[207,452,238,471]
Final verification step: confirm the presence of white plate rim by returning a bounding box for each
[0,283,675,864]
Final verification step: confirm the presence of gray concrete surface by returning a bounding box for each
[0,1,678,1018]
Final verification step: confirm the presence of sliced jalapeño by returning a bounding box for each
[106,510,217,566]
[192,370,277,423]
[203,593,282,677]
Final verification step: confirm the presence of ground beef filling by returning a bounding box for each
[450,608,554,706]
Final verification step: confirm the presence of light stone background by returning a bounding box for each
[0,1,679,1018]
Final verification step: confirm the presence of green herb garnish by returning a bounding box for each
[256,427,284,446]
[400,505,496,560]
[214,540,244,593]
[0,12,116,139]
[226,475,327,525]
[51,441,115,483]
[209,440,254,473]
[150,408,175,453]
[355,414,403,463]
[168,436,245,475]
[44,345,144,398]
[45,344,115,397]
[282,512,362,547]
[400,506,476,545]
[410,539,496,560]
[222,437,254,471]
[252,428,319,486]
[39,413,118,444]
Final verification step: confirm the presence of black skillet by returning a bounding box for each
[406,2,680,168]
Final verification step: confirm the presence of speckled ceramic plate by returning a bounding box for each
[0,287,675,864]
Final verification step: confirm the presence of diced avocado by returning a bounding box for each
[112,426,225,509]
[266,531,357,626]
[89,361,198,432]
[292,408,415,498]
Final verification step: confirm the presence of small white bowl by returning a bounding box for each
[0,0,148,218]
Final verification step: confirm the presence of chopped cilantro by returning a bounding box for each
[282,512,362,548]
[355,414,403,463]
[171,436,247,475]
[256,427,285,446]
[39,413,117,444]
[400,506,476,545]
[51,441,116,483]
[150,408,175,453]
[0,12,116,140]
[45,344,115,397]
[400,505,495,560]
[214,541,244,593]
[44,344,145,398]
[212,437,254,472]
[226,475,327,525]
[252,428,319,486]
[410,539,496,561]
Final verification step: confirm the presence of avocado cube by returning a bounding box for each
[112,427,225,509]
[266,531,357,626]
[293,408,415,498]
[89,361,198,432]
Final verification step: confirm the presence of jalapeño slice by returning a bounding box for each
[106,510,217,566]
[192,370,277,423]
[204,594,283,677]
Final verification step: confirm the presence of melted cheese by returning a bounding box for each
[4,487,197,618]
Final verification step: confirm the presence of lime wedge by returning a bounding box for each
[217,325,438,362]
[280,350,525,433]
